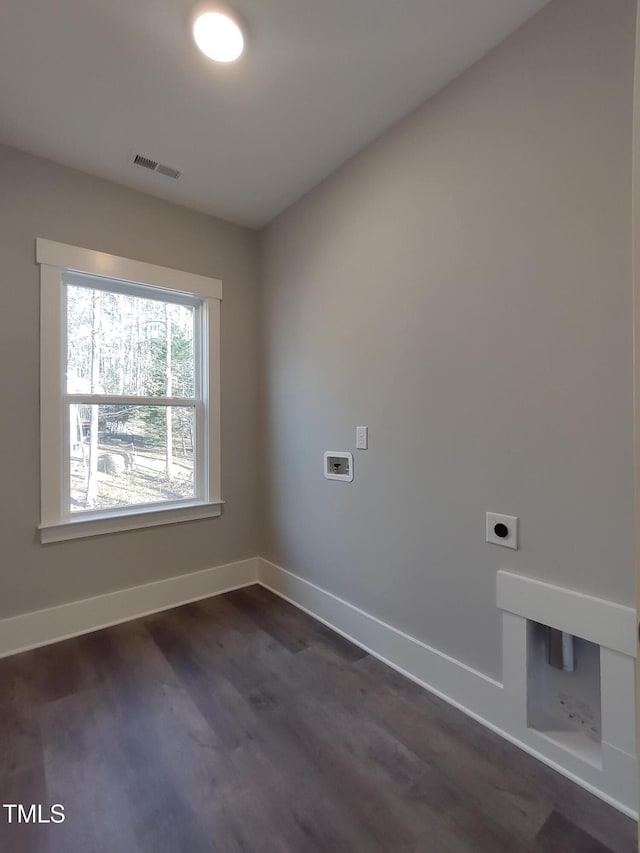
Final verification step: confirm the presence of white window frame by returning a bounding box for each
[37,238,223,543]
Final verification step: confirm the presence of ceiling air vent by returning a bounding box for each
[156,163,181,180]
[131,152,181,180]
[133,153,158,171]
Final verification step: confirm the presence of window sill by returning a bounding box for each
[39,501,223,543]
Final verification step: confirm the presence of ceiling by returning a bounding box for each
[0,0,549,227]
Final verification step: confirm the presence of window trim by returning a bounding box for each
[37,238,223,543]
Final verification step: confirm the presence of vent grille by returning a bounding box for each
[156,163,182,180]
[133,153,158,171]
[132,152,181,180]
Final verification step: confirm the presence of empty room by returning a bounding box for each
[1,0,639,850]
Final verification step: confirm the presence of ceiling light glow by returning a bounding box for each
[193,9,244,63]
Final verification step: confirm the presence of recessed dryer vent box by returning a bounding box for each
[324,451,353,482]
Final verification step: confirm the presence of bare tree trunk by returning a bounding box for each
[118,304,125,395]
[86,290,101,506]
[165,304,173,479]
[76,406,87,464]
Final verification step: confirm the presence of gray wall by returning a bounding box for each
[259,0,637,678]
[0,143,259,619]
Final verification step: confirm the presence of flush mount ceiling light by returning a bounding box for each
[191,5,245,63]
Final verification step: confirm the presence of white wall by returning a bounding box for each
[259,0,637,679]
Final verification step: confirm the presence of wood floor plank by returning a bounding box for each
[244,683,418,852]
[40,687,143,853]
[0,585,636,853]
[227,738,367,853]
[145,610,261,749]
[534,811,615,852]
[226,586,368,663]
[354,652,628,847]
[259,643,534,851]
[224,586,317,654]
[244,652,523,853]
[0,764,50,853]
[0,700,42,782]
[364,666,636,853]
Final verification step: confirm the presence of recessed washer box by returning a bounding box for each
[527,620,602,765]
[324,451,353,482]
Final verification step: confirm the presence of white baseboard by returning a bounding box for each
[257,557,638,819]
[0,557,259,658]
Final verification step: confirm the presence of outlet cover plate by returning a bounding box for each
[486,512,518,549]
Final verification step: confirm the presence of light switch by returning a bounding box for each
[356,426,368,450]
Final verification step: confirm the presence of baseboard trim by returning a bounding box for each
[497,569,636,658]
[257,557,638,820]
[0,557,259,658]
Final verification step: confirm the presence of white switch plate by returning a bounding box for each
[486,512,518,549]
[356,426,368,449]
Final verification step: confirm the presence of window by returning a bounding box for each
[37,239,222,542]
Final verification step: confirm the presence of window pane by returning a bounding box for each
[66,285,195,397]
[69,405,195,512]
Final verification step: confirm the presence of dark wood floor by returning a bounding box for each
[0,585,636,852]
